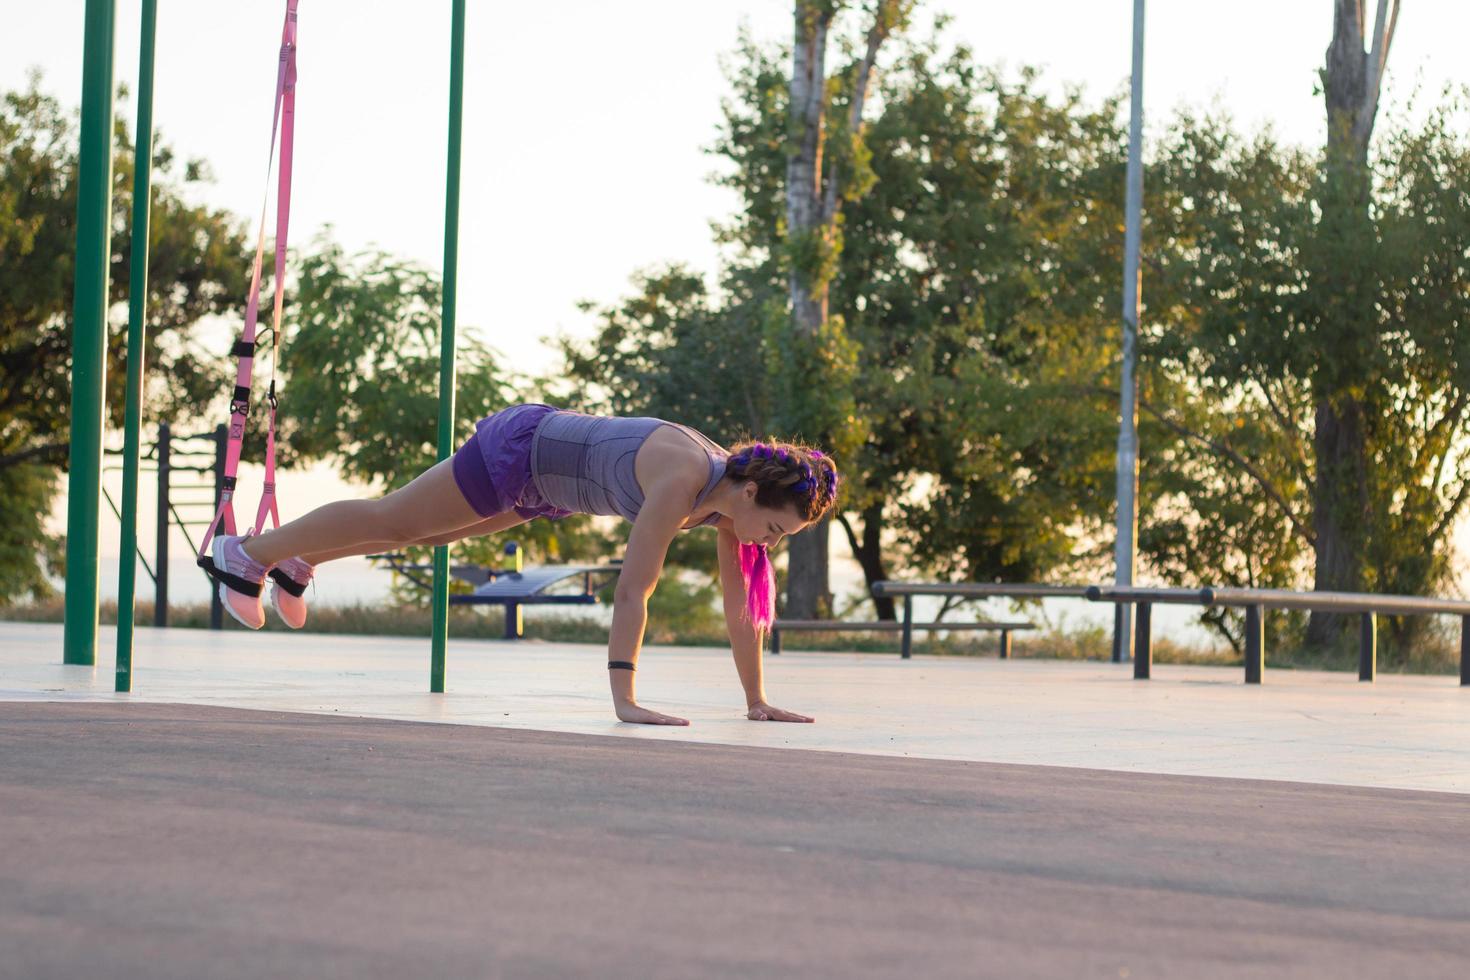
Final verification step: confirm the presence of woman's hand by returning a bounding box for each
[615,701,690,726]
[746,701,814,723]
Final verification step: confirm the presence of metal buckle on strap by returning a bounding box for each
[230,384,252,417]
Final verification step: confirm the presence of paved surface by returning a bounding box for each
[3,701,1468,979]
[3,622,1468,792]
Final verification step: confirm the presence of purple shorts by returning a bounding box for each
[451,403,575,521]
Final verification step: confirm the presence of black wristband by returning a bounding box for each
[607,661,636,671]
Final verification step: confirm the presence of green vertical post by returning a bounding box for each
[115,0,160,693]
[431,0,467,693]
[64,0,118,666]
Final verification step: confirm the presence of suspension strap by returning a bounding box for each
[199,0,299,564]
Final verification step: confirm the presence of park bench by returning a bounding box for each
[370,546,621,639]
[1086,584,1470,685]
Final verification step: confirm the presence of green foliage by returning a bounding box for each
[563,27,1138,598]
[279,235,512,487]
[0,75,249,603]
[1143,98,1470,649]
[280,237,613,572]
[561,17,1470,664]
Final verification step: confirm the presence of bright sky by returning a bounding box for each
[10,1,1470,613]
[10,1,1467,378]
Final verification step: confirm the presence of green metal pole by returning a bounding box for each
[115,0,159,693]
[63,0,118,667]
[431,0,466,693]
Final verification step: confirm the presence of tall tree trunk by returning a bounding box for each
[783,2,836,619]
[782,1,902,619]
[1307,0,1399,646]
[785,3,831,337]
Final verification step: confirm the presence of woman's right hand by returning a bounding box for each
[614,702,690,726]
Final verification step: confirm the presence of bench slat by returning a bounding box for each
[773,620,1035,631]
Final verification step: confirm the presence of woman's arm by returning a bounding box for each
[717,526,766,706]
[607,483,693,725]
[716,527,815,723]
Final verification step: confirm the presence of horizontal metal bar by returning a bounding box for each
[450,595,598,606]
[1086,586,1215,606]
[871,582,1091,599]
[1207,588,1470,616]
[1087,585,1470,616]
[775,620,1035,632]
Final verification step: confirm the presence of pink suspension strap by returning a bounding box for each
[198,0,299,591]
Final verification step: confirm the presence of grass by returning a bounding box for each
[3,598,1460,674]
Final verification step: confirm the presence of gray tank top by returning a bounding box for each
[530,410,728,527]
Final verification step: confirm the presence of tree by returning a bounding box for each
[778,1,911,619]
[1142,95,1470,653]
[279,237,614,579]
[0,77,249,603]
[1301,0,1402,642]
[564,28,1138,619]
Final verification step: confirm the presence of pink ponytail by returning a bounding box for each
[739,543,776,631]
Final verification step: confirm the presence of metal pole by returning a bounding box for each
[900,595,913,659]
[431,0,467,693]
[1244,604,1264,684]
[1358,611,1376,682]
[1461,615,1470,687]
[63,0,118,666]
[154,422,170,627]
[1133,601,1152,679]
[115,0,159,693]
[1112,0,1146,665]
[210,424,226,631]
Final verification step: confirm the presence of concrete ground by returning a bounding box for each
[2,621,1469,978]
[2,622,1467,792]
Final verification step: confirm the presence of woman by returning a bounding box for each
[208,403,840,727]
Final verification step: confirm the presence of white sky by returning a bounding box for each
[11,1,1470,611]
[9,1,1467,378]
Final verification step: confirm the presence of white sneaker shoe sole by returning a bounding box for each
[268,581,307,629]
[212,535,266,630]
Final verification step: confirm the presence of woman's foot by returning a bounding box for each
[211,534,270,630]
[268,556,314,629]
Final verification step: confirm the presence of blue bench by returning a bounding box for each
[450,564,622,638]
[370,546,621,639]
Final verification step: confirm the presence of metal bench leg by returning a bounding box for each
[1134,601,1151,680]
[901,596,913,660]
[1359,612,1376,682]
[504,601,523,640]
[1112,604,1126,662]
[998,629,1011,660]
[1462,615,1470,687]
[1244,604,1263,684]
[770,627,781,655]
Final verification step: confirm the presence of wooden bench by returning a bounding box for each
[771,618,1036,659]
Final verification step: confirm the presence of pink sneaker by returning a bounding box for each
[210,534,268,629]
[268,556,314,629]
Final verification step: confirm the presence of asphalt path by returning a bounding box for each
[2,702,1467,979]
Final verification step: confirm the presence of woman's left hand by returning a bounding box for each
[746,701,814,723]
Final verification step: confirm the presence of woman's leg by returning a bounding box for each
[296,512,531,566]
[242,458,483,566]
